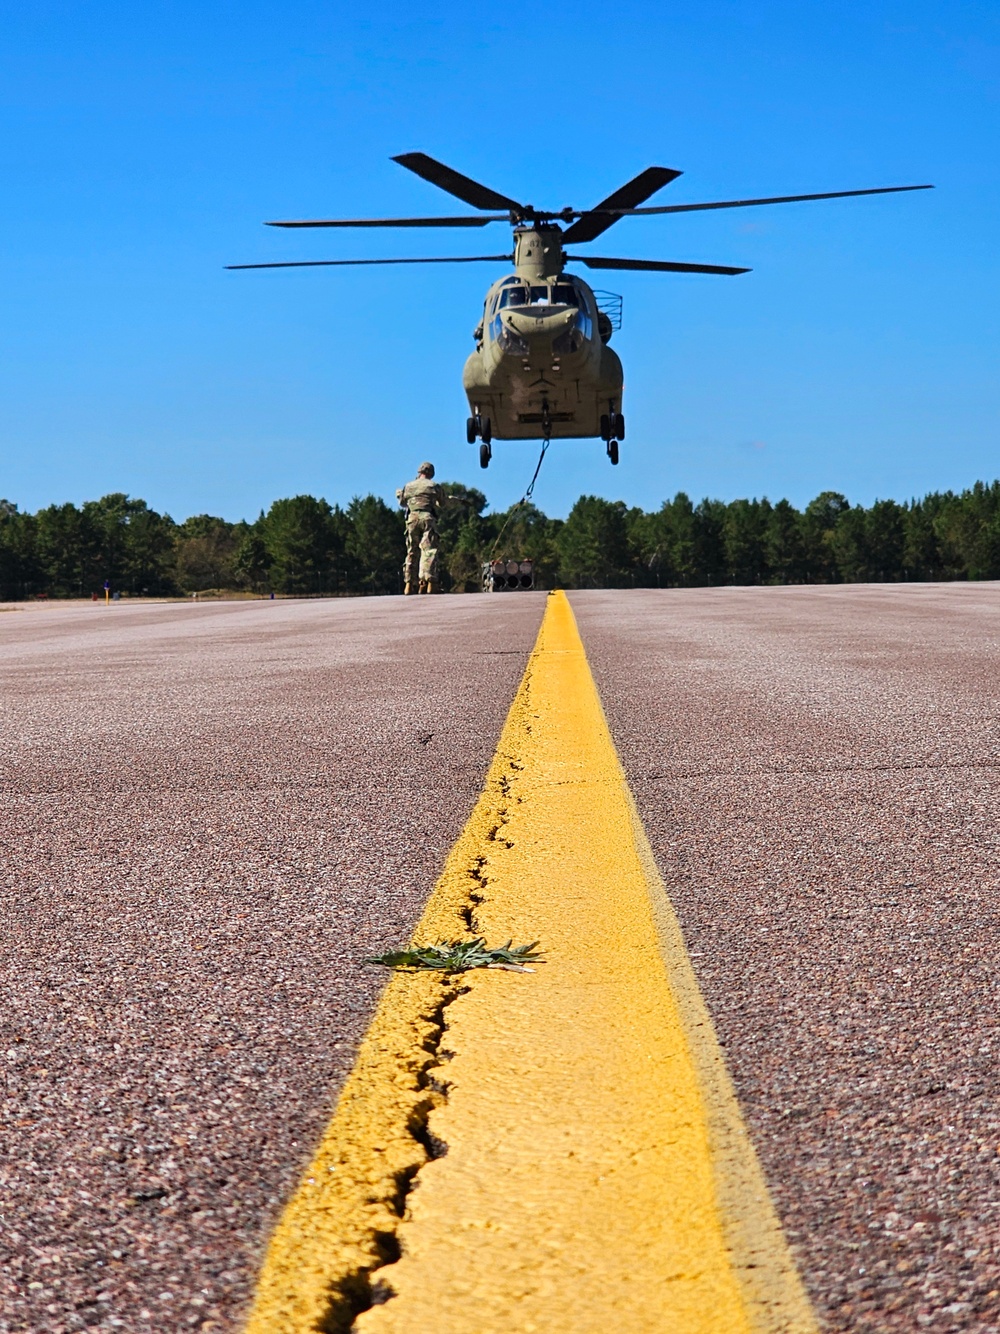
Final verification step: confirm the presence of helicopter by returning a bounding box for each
[229,154,931,469]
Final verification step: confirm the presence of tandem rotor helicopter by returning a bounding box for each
[229,154,931,469]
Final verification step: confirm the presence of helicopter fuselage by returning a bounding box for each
[463,225,622,441]
[233,151,931,468]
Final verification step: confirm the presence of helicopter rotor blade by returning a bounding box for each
[226,255,513,270]
[560,167,683,244]
[392,152,523,213]
[570,256,751,275]
[265,214,507,228]
[606,182,934,219]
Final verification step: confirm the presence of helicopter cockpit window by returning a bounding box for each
[496,285,528,309]
[495,283,582,310]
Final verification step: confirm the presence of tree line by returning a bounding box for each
[2,481,1000,600]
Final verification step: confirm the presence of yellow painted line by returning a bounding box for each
[245,591,817,1334]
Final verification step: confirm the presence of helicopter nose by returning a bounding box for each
[502,307,576,341]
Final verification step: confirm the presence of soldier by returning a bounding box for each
[396,461,447,595]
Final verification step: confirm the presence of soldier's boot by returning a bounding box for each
[404,581,416,595]
[418,579,428,594]
[427,580,441,594]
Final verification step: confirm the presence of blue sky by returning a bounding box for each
[1,1,997,521]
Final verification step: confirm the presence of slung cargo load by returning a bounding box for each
[483,559,534,593]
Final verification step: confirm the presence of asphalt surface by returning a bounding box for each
[573,584,1000,1334]
[5,586,1000,1334]
[0,596,546,1334]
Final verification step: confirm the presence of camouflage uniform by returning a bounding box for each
[396,466,447,593]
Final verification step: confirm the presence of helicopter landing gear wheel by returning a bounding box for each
[599,413,611,442]
[466,416,478,445]
[612,412,625,441]
[608,439,619,466]
[480,415,492,444]
[479,442,492,469]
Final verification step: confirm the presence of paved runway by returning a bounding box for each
[0,597,546,1333]
[576,584,1000,1334]
[3,587,999,1333]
